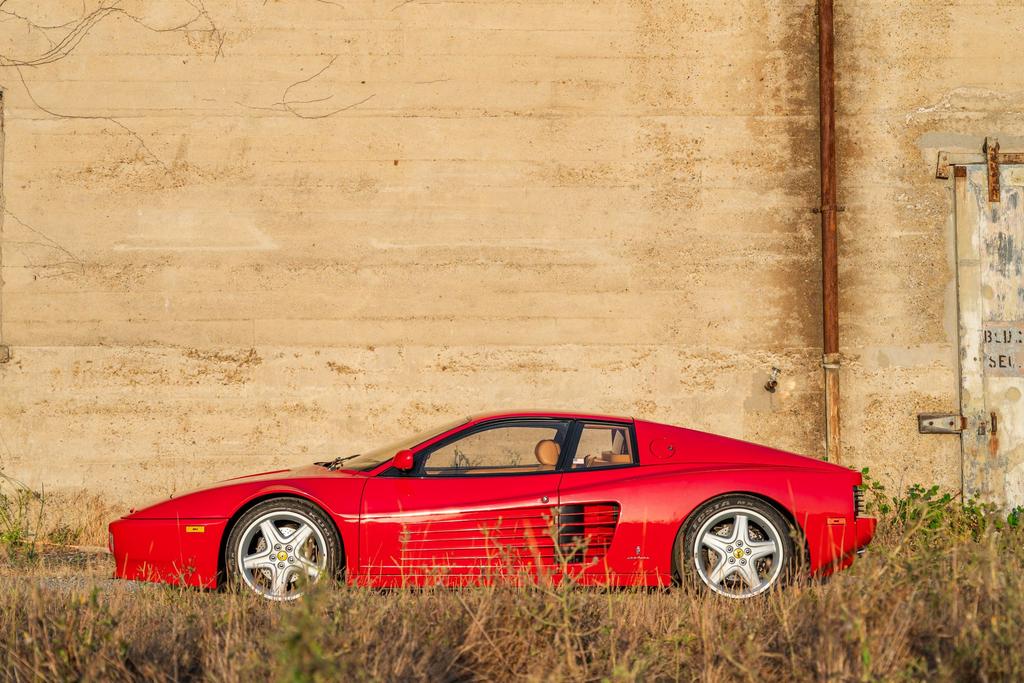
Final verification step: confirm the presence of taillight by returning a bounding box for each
[853,486,865,518]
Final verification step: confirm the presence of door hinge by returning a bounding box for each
[917,413,965,434]
[934,138,1024,200]
[985,137,1001,203]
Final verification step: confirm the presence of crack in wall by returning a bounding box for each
[0,0,225,171]
[2,209,85,279]
[0,0,223,67]
[237,55,377,120]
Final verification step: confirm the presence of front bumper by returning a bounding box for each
[108,517,227,588]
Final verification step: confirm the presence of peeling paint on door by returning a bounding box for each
[956,165,1024,507]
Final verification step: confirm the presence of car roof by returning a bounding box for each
[467,409,633,423]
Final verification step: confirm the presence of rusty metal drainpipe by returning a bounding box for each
[818,0,840,462]
[0,91,7,365]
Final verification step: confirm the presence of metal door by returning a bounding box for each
[955,164,1024,506]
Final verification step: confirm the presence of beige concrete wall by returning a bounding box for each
[837,1,1024,492]
[0,0,1020,504]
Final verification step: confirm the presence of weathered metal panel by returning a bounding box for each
[956,164,1024,507]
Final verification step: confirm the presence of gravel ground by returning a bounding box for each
[1,544,152,593]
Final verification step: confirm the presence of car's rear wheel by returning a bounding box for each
[225,497,341,601]
[679,495,794,599]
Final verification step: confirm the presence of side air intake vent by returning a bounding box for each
[557,503,620,564]
[853,486,865,518]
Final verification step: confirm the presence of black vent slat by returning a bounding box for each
[853,486,865,518]
[557,503,620,564]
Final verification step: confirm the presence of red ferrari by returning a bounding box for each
[108,410,876,600]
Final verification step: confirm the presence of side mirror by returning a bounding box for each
[392,449,415,472]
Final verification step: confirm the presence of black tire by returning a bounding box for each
[677,494,795,598]
[224,497,342,600]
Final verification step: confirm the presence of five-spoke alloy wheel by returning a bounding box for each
[679,495,795,598]
[225,498,342,601]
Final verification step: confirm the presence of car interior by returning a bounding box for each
[421,422,634,476]
[572,425,633,469]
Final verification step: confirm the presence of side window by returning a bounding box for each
[570,423,635,469]
[422,421,569,476]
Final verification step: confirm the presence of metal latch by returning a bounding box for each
[917,413,965,434]
[976,412,998,437]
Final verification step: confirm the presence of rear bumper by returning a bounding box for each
[108,517,227,588]
[812,514,878,576]
[854,516,877,552]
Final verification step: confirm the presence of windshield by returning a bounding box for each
[325,417,469,472]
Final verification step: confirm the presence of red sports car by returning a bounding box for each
[108,410,876,600]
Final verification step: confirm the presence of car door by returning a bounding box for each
[358,418,570,586]
[555,420,651,585]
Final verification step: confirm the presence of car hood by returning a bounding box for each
[123,464,365,520]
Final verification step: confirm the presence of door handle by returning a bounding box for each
[541,495,549,504]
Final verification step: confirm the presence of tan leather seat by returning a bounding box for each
[534,439,560,468]
[611,430,627,454]
[583,450,633,468]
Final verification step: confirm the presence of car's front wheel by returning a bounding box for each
[225,497,342,600]
[679,495,794,598]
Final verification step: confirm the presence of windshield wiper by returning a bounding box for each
[314,454,361,471]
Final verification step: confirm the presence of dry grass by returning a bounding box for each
[0,482,1021,682]
[0,477,121,548]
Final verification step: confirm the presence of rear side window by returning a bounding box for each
[570,423,635,469]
